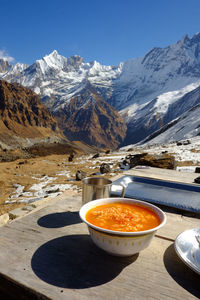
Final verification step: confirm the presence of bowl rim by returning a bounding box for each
[79,197,167,236]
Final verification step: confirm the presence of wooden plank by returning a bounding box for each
[158,212,200,241]
[0,195,199,299]
[0,273,50,300]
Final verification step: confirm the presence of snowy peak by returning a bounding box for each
[28,51,84,77]
[66,55,84,68]
[177,34,190,45]
[40,50,84,72]
[47,49,59,58]
[183,32,200,45]
[141,34,200,73]
[43,50,65,68]
[0,60,28,81]
[36,50,67,74]
[11,62,29,74]
[0,59,12,73]
[114,32,200,111]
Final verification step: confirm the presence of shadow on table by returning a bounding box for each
[37,211,81,228]
[164,244,200,298]
[31,234,138,289]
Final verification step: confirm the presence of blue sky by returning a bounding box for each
[1,0,200,66]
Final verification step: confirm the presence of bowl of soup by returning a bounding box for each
[79,198,166,256]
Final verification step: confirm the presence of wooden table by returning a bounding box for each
[0,191,199,300]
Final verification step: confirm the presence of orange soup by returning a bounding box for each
[86,202,160,232]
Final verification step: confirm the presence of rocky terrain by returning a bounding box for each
[0,135,199,219]
[0,80,64,148]
[0,80,103,158]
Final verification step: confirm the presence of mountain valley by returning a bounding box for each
[1,33,200,148]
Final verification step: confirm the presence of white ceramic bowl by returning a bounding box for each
[79,198,167,256]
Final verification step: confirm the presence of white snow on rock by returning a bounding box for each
[5,173,77,205]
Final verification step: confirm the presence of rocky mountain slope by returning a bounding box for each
[52,84,126,149]
[122,81,200,144]
[1,33,200,146]
[0,80,99,157]
[140,101,200,145]
[0,79,62,145]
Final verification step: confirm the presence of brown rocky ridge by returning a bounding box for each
[52,84,127,149]
[0,80,99,160]
[0,80,61,142]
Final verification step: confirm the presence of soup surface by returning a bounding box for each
[86,202,160,232]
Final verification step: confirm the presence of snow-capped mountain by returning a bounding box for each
[110,33,200,110]
[2,32,200,147]
[2,50,121,111]
[0,59,28,78]
[148,102,200,144]
[137,85,200,145]
[122,80,200,144]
